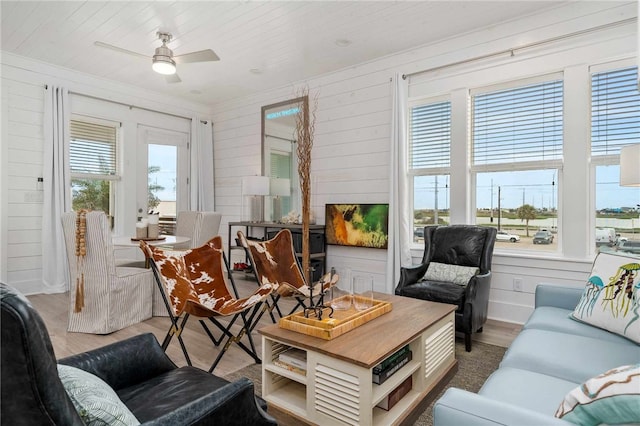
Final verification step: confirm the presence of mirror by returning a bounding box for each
[262,96,307,222]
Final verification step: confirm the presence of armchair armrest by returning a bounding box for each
[434,388,571,426]
[463,271,491,331]
[58,333,177,391]
[144,377,276,426]
[535,284,583,310]
[395,262,430,294]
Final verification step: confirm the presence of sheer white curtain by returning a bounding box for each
[42,85,70,293]
[190,118,215,211]
[385,74,412,293]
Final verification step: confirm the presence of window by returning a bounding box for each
[591,66,640,252]
[69,118,119,224]
[471,76,562,251]
[409,99,451,242]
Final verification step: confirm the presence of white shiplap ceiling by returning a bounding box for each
[1,1,568,105]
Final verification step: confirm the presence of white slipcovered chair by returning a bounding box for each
[151,211,222,316]
[174,211,223,249]
[61,211,154,334]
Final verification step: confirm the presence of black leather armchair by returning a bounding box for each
[0,283,277,426]
[395,225,497,352]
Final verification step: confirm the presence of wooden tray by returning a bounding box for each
[279,297,392,340]
[130,236,166,241]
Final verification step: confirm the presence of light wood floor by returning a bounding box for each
[28,278,521,377]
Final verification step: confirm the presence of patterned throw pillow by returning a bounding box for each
[57,364,140,426]
[555,364,640,426]
[571,252,640,344]
[424,262,479,286]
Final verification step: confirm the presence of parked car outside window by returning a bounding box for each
[496,230,520,243]
[533,230,554,244]
[617,240,640,255]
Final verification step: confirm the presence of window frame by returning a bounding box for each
[408,95,452,244]
[69,114,121,224]
[588,59,640,254]
[469,74,564,253]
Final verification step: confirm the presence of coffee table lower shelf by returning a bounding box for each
[261,305,456,426]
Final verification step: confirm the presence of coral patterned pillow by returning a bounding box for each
[571,252,640,344]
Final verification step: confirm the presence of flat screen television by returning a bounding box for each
[325,204,389,249]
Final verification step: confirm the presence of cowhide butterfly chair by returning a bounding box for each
[237,229,339,321]
[140,236,276,372]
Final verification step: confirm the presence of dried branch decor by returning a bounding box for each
[294,87,318,285]
[74,209,89,312]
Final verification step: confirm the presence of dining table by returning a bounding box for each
[112,235,191,248]
[112,235,191,268]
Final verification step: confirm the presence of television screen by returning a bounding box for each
[325,204,389,249]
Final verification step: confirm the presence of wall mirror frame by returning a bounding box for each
[261,96,308,222]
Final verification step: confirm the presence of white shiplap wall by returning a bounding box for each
[1,53,210,294]
[211,2,637,324]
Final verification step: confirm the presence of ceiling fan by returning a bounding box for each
[94,32,219,83]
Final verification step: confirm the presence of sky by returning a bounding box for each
[148,144,177,201]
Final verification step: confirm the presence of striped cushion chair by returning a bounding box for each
[61,211,154,334]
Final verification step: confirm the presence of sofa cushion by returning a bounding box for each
[424,262,478,286]
[555,364,640,426]
[57,364,140,426]
[500,329,640,383]
[479,367,577,415]
[570,251,640,344]
[117,366,232,422]
[399,280,465,312]
[524,306,637,346]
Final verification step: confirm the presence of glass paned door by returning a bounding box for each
[138,126,189,235]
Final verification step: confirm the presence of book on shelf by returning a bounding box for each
[278,348,307,370]
[273,359,306,376]
[376,375,413,411]
[372,350,412,385]
[373,345,410,374]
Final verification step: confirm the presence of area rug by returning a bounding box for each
[223,338,506,426]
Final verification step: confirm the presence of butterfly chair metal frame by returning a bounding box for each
[141,237,276,373]
[237,229,338,322]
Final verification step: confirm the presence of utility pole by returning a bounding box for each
[498,186,501,231]
[434,176,439,225]
[490,179,494,223]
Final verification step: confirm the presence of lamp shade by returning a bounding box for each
[270,178,291,197]
[242,176,270,196]
[620,144,640,187]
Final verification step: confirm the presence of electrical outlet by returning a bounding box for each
[513,278,523,292]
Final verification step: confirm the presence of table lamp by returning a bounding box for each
[620,144,640,187]
[242,176,269,222]
[270,178,290,222]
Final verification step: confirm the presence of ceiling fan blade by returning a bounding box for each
[165,73,182,84]
[174,49,219,64]
[94,41,150,60]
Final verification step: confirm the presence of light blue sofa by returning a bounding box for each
[433,283,640,426]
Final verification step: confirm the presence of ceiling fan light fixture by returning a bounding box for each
[152,56,176,75]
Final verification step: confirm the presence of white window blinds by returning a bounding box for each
[591,66,640,156]
[69,119,117,177]
[410,101,451,169]
[472,79,563,168]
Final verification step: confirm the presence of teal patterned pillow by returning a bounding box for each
[57,364,140,426]
[424,262,479,286]
[555,364,640,426]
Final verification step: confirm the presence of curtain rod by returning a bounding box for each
[43,86,197,121]
[402,17,636,80]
